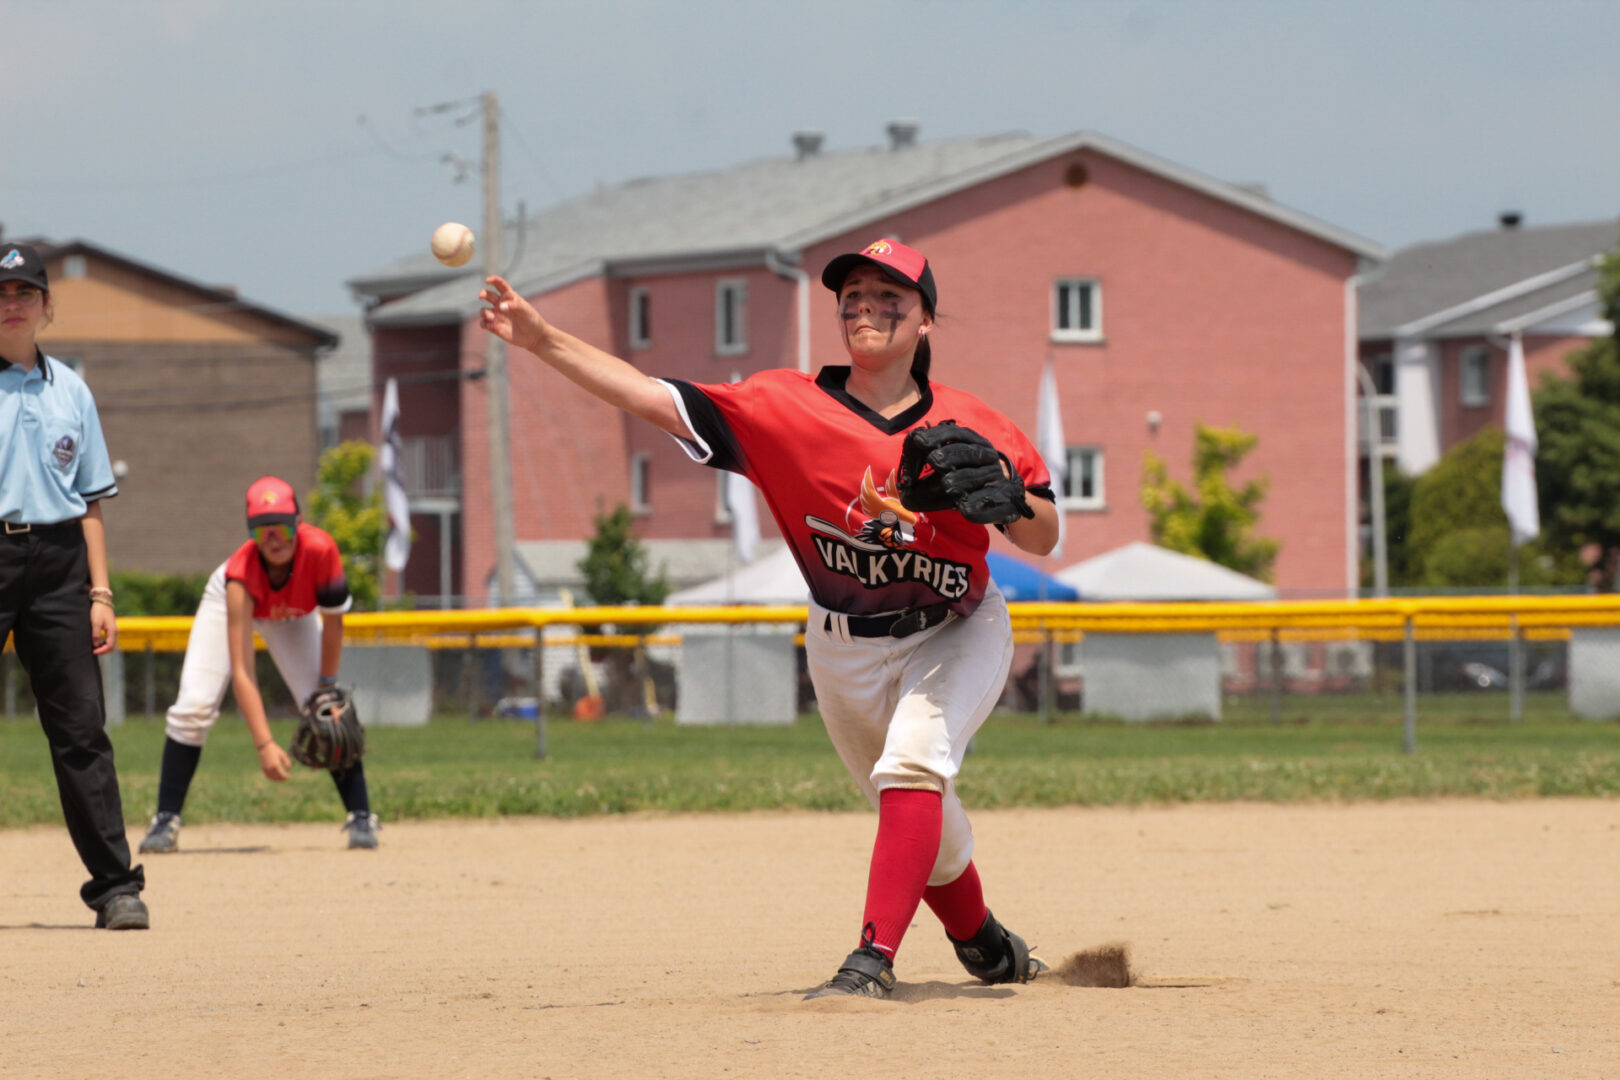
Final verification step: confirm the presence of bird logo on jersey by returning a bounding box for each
[804,465,971,600]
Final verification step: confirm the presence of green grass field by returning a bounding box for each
[2,692,1616,828]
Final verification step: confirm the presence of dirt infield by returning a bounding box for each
[4,800,1617,1079]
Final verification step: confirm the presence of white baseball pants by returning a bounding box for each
[805,584,1014,886]
[163,563,324,747]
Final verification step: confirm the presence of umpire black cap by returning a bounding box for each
[0,244,49,291]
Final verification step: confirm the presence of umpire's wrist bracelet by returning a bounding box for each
[318,674,339,685]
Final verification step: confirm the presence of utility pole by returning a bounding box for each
[482,90,516,605]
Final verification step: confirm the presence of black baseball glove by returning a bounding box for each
[896,420,1037,526]
[290,685,366,772]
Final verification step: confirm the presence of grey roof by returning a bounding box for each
[1359,219,1619,338]
[355,131,1385,328]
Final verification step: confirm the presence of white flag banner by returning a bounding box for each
[725,469,759,564]
[1501,335,1540,546]
[1035,359,1068,560]
[725,370,760,563]
[380,377,412,573]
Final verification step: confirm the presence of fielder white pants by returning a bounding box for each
[164,563,324,747]
[805,583,1014,887]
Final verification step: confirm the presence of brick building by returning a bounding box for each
[1358,217,1619,475]
[30,239,336,575]
[350,129,1384,602]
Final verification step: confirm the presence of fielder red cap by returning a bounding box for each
[821,238,937,312]
[245,476,299,526]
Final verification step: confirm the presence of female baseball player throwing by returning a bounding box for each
[138,476,380,853]
[481,238,1059,998]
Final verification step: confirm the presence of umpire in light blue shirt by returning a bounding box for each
[0,242,148,929]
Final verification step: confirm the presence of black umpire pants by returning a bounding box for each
[0,522,144,909]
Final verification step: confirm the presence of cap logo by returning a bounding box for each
[0,250,23,270]
[863,241,894,257]
[261,491,279,505]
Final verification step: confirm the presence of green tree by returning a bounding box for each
[577,504,670,607]
[1534,243,1620,589]
[1140,424,1279,581]
[1405,427,1576,588]
[574,505,669,715]
[305,441,385,610]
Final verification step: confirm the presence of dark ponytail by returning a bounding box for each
[909,336,931,383]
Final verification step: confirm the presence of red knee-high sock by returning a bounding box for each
[922,860,989,941]
[860,788,943,962]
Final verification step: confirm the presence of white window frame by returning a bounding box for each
[1051,278,1102,343]
[1063,445,1105,510]
[715,279,748,356]
[629,452,651,515]
[628,286,651,350]
[1460,345,1490,407]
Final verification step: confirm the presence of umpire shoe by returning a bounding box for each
[342,811,380,850]
[803,943,897,1000]
[948,910,1048,984]
[95,893,150,930]
[138,812,181,854]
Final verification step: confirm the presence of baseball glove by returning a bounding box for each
[290,686,366,772]
[896,420,1037,526]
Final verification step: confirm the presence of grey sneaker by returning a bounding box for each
[948,910,1048,984]
[342,811,380,850]
[138,812,181,854]
[803,943,896,1000]
[95,893,149,930]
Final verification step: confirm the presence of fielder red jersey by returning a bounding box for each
[662,367,1053,617]
[224,522,352,621]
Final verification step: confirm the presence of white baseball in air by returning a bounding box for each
[431,222,476,268]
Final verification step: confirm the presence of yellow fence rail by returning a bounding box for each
[109,595,1620,652]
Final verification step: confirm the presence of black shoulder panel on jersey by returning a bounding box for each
[667,380,747,474]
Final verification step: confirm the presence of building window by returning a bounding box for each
[1052,278,1102,342]
[1063,446,1105,510]
[629,452,651,514]
[1372,353,1395,395]
[62,255,87,279]
[716,280,747,355]
[628,287,651,349]
[1460,345,1490,407]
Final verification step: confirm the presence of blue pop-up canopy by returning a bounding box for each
[984,551,1080,602]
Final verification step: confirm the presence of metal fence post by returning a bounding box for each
[532,629,548,760]
[1509,613,1524,724]
[1402,613,1417,755]
[144,641,156,721]
[1270,628,1283,724]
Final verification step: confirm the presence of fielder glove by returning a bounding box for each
[291,686,367,772]
[896,420,1036,526]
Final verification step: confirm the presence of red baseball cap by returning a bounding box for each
[821,238,938,312]
[245,476,299,526]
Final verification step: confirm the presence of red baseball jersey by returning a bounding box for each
[665,367,1053,617]
[224,522,352,621]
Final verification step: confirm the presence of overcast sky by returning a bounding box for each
[8,0,1619,319]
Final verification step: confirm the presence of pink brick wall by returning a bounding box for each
[430,145,1362,599]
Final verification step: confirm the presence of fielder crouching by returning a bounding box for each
[138,476,380,853]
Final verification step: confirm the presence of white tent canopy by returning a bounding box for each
[665,544,806,605]
[1056,541,1276,601]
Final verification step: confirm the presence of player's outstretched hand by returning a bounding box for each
[258,741,292,782]
[479,275,550,354]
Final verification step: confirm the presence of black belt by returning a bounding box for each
[829,602,953,640]
[2,520,82,539]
